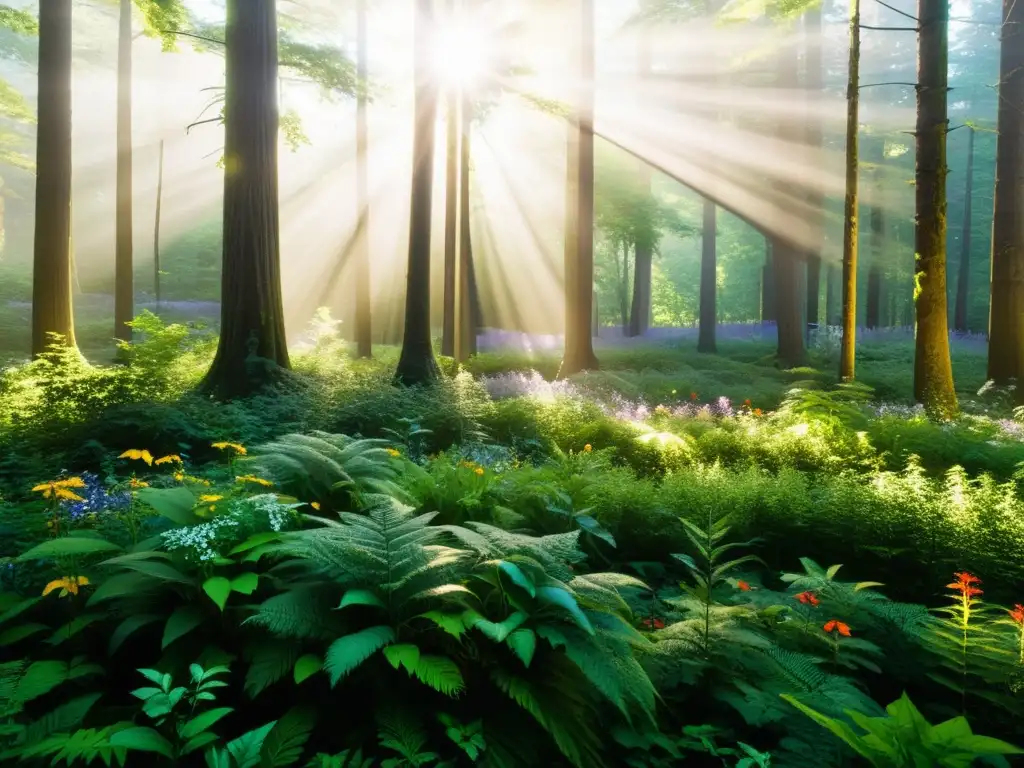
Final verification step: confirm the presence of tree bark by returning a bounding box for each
[201,0,290,398]
[441,0,459,358]
[825,263,837,325]
[804,4,824,329]
[988,0,1023,387]
[772,36,806,368]
[698,197,717,352]
[628,28,652,339]
[114,0,134,343]
[455,100,476,362]
[913,0,957,417]
[953,124,974,333]
[761,240,775,322]
[839,0,860,381]
[354,0,372,358]
[395,0,441,385]
[560,0,598,376]
[32,0,75,358]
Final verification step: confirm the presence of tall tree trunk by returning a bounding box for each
[560,0,598,376]
[988,0,1023,387]
[455,99,476,362]
[825,263,837,325]
[619,240,631,332]
[761,240,775,322]
[697,197,717,352]
[772,36,806,368]
[839,0,860,381]
[953,125,974,332]
[354,0,372,358]
[866,143,883,329]
[153,139,164,306]
[627,28,652,338]
[32,0,75,358]
[913,0,957,417]
[804,4,824,329]
[201,0,289,397]
[114,0,133,343]
[395,0,440,384]
[441,0,459,358]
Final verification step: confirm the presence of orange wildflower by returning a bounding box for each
[947,572,983,598]
[824,619,851,637]
[736,580,752,592]
[795,591,820,607]
[1009,604,1024,626]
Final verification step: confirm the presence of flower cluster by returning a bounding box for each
[458,459,486,477]
[640,617,666,630]
[212,441,247,456]
[61,472,131,519]
[236,474,274,488]
[244,493,294,532]
[823,619,851,637]
[795,591,820,607]
[32,476,86,502]
[161,516,240,562]
[948,571,983,598]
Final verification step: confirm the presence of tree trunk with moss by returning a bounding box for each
[354,0,372,358]
[32,0,75,358]
[953,124,974,333]
[988,0,1023,388]
[114,0,133,343]
[912,0,957,417]
[201,0,290,398]
[839,0,860,381]
[560,0,598,377]
[395,0,441,385]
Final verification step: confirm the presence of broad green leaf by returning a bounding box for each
[337,589,385,610]
[536,587,593,634]
[110,726,174,758]
[109,613,161,655]
[136,487,199,525]
[470,611,528,643]
[88,572,161,605]
[0,622,48,645]
[493,560,536,597]
[17,537,121,562]
[162,605,204,649]
[231,573,260,595]
[227,721,276,767]
[204,577,233,611]
[419,610,469,638]
[575,515,617,548]
[182,730,221,755]
[507,628,536,667]
[324,626,394,686]
[229,532,282,555]
[293,654,322,684]
[825,564,843,580]
[383,644,421,674]
[179,707,234,740]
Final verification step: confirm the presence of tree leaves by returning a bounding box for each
[16,536,121,562]
[203,577,233,611]
[259,707,316,767]
[109,726,174,758]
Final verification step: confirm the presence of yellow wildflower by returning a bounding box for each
[119,449,154,466]
[311,501,321,511]
[42,575,90,598]
[155,454,183,466]
[385,448,401,458]
[236,475,274,487]
[31,479,85,502]
[474,467,484,476]
[212,442,247,456]
[128,478,149,489]
[173,471,185,482]
[199,495,223,504]
[584,444,592,453]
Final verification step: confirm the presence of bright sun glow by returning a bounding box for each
[431,18,493,90]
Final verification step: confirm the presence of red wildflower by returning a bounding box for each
[947,572,983,597]
[641,618,666,630]
[743,399,752,408]
[824,620,851,637]
[690,392,698,401]
[736,580,752,592]
[1009,604,1024,626]
[795,591,820,607]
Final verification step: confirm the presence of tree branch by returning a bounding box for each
[161,29,224,46]
[859,82,918,89]
[870,0,918,21]
[859,24,917,31]
[185,117,222,134]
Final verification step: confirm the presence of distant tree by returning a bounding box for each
[988,0,1023,390]
[953,123,975,333]
[865,142,884,330]
[839,0,860,381]
[697,195,717,353]
[803,2,823,330]
[912,0,957,417]
[440,4,458,358]
[354,0,371,358]
[200,0,289,398]
[32,0,75,358]
[394,0,441,385]
[561,0,599,376]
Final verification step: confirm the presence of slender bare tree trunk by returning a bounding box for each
[628,27,652,339]
[804,4,824,329]
[761,240,775,322]
[441,0,459,358]
[354,0,372,358]
[866,142,884,329]
[153,139,164,306]
[114,0,134,343]
[32,0,75,358]
[455,99,476,362]
[560,0,598,376]
[698,198,717,352]
[988,0,1023,388]
[839,0,860,381]
[913,0,957,417]
[953,124,974,333]
[395,0,441,384]
[201,0,290,398]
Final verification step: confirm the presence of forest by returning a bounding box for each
[0,0,1023,765]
